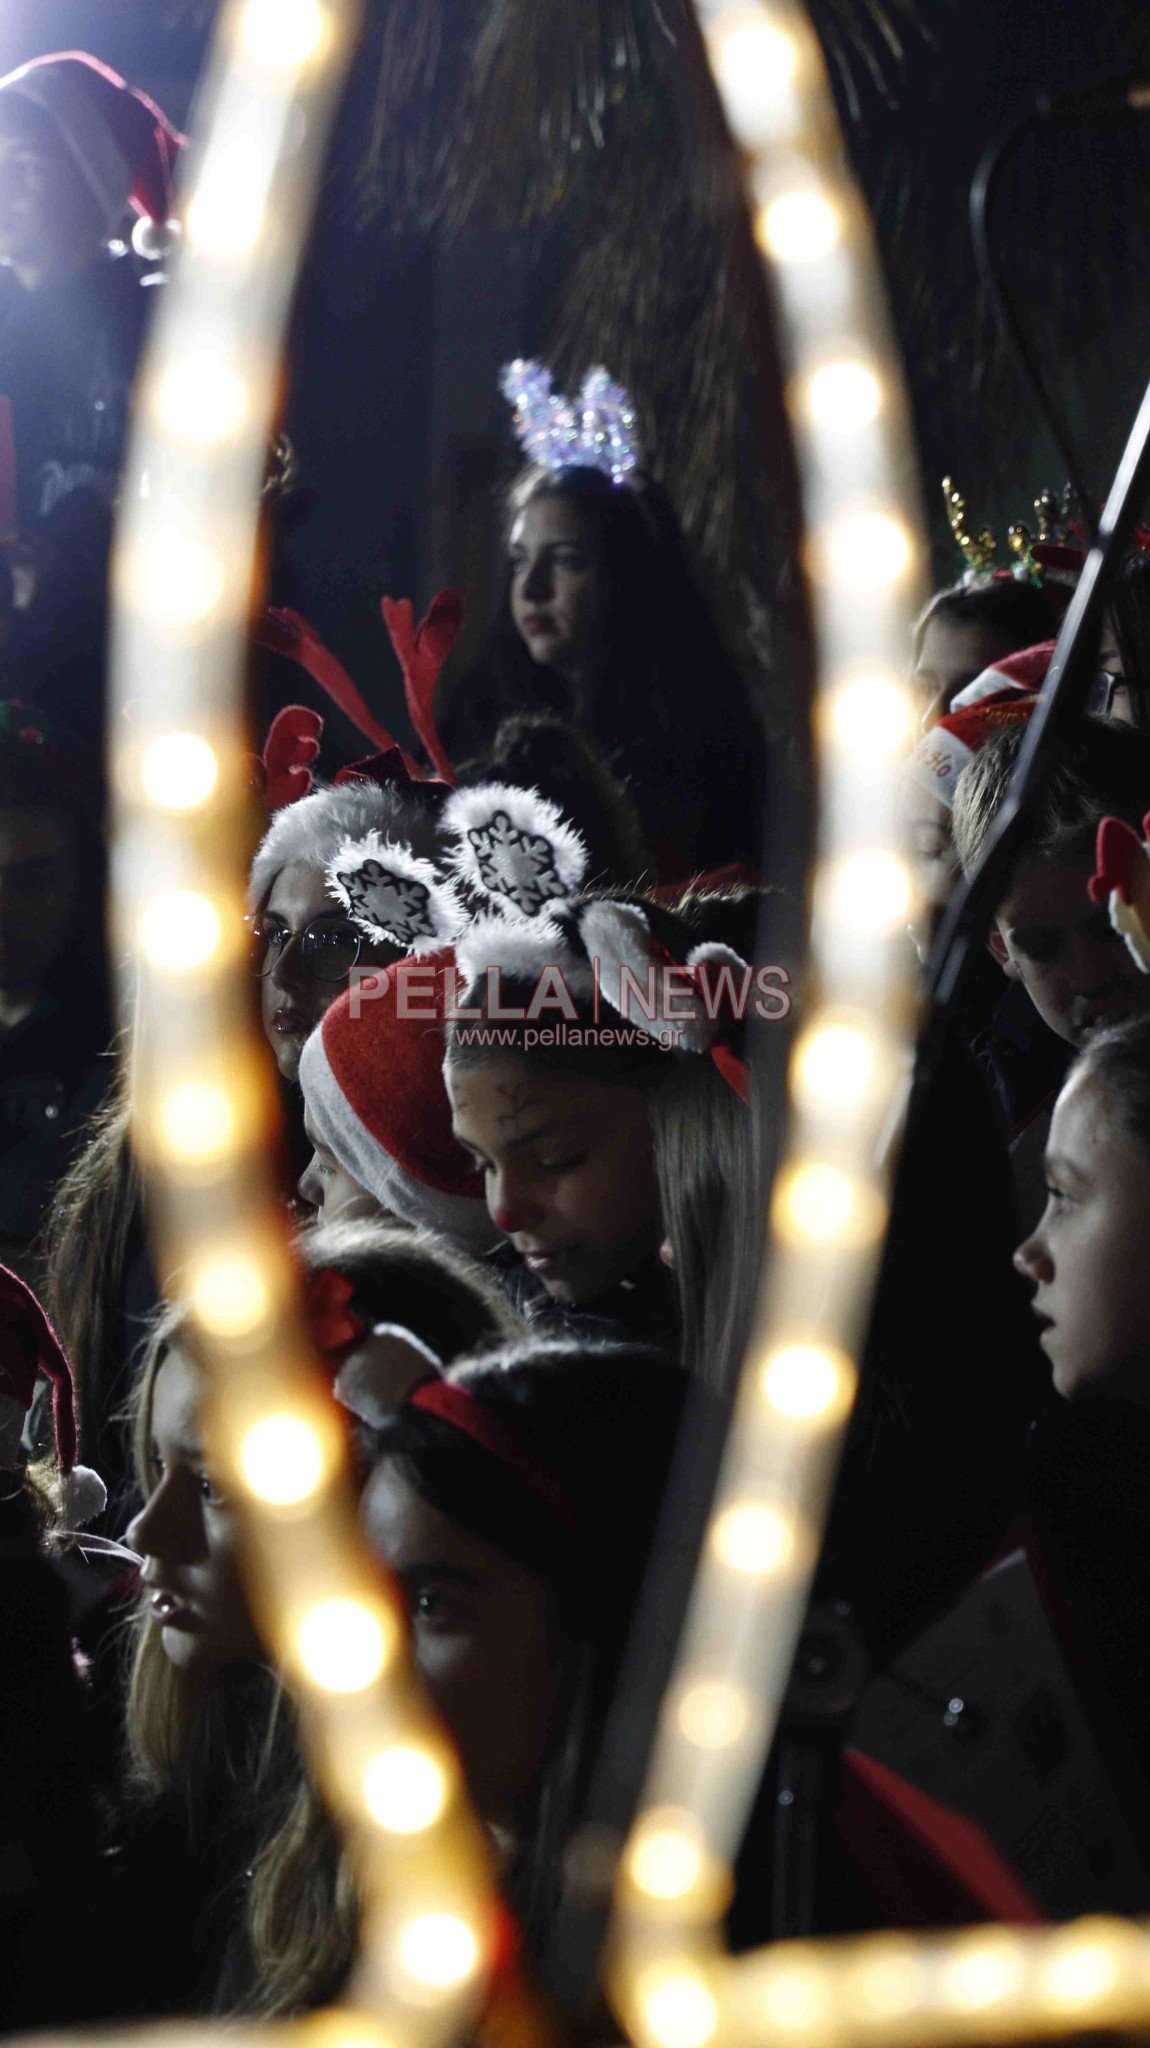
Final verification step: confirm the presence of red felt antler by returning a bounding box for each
[380,589,462,786]
[260,704,323,810]
[1089,815,1145,906]
[258,607,415,765]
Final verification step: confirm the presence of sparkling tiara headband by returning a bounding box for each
[500,358,641,486]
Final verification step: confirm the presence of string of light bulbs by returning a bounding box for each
[110,2,500,2042]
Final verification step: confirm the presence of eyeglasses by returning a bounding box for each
[1088,669,1126,716]
[249,914,366,984]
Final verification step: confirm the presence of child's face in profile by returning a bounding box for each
[1014,1068,1150,1400]
[989,854,1150,1046]
[445,1052,660,1306]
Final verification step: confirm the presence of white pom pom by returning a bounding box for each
[131,215,181,263]
[61,1465,107,1528]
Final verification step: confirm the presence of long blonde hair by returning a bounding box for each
[125,1305,358,2017]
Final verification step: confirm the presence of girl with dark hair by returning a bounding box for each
[912,578,1061,729]
[439,368,768,878]
[361,1336,693,1953]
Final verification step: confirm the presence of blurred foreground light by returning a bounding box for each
[396,1912,481,1992]
[155,353,250,444]
[822,849,912,934]
[638,1966,719,2048]
[187,145,266,258]
[138,889,223,971]
[792,1018,877,1111]
[677,1680,750,1751]
[240,0,329,67]
[141,732,220,811]
[297,1597,391,1694]
[1042,1934,1120,2009]
[159,1079,236,1162]
[758,189,840,264]
[241,1412,326,1506]
[942,1936,1026,2011]
[822,509,912,590]
[129,529,226,627]
[711,1502,794,1576]
[761,1343,852,1421]
[773,1160,881,1248]
[190,1252,272,1339]
[803,360,882,432]
[825,672,914,761]
[760,1962,832,2031]
[629,1812,707,1900]
[708,14,799,145]
[844,1946,926,2018]
[364,1746,450,1834]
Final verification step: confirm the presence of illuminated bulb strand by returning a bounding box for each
[609,4,925,2046]
[111,0,501,2038]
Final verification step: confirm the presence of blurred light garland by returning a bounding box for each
[103,1,1150,2046]
[110,1,498,2042]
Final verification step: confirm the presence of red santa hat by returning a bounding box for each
[0,51,183,258]
[906,641,1053,808]
[0,1262,105,1525]
[298,950,502,1255]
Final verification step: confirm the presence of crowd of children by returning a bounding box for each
[9,41,1150,2029]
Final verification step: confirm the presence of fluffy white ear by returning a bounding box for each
[444,784,589,918]
[60,1464,108,1528]
[682,942,754,1054]
[455,909,581,994]
[334,1328,443,1427]
[576,901,659,1021]
[327,832,464,953]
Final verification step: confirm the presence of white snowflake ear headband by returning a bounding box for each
[443,783,590,919]
[327,832,465,956]
[1090,814,1150,973]
[500,359,641,485]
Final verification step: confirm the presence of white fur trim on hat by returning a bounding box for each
[247,781,440,912]
[443,783,589,917]
[298,1026,502,1256]
[328,832,464,954]
[454,910,591,999]
[904,727,975,809]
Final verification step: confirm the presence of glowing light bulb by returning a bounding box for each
[709,16,799,146]
[821,509,911,589]
[773,1161,881,1248]
[629,1811,706,1900]
[677,1680,749,1750]
[637,1967,719,2048]
[155,354,250,444]
[138,890,222,972]
[187,145,266,258]
[240,0,328,66]
[141,732,219,811]
[825,673,913,761]
[396,1912,480,1991]
[822,848,912,934]
[190,1253,271,1339]
[364,1746,449,1834]
[792,1019,877,1111]
[159,1080,235,1162]
[1042,1937,1119,2008]
[942,1938,1026,2011]
[761,1343,852,1422]
[758,189,840,264]
[297,1598,390,1694]
[845,1947,925,2019]
[711,1501,794,1576]
[130,529,226,627]
[240,1413,325,1506]
[803,360,882,431]
[759,1964,832,2031]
